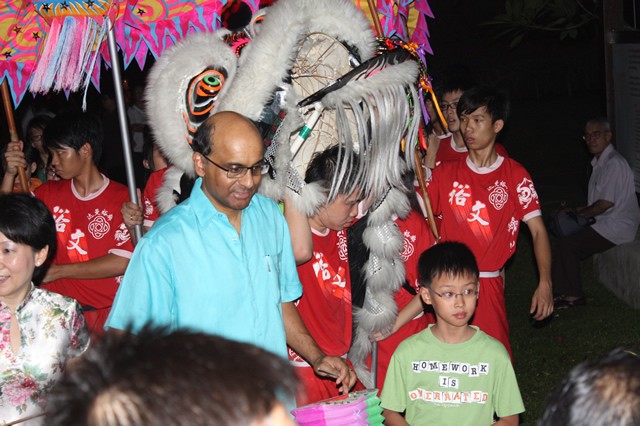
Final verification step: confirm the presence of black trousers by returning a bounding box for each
[552,226,615,298]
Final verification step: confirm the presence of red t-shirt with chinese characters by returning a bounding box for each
[35,177,133,309]
[435,133,509,165]
[142,167,168,228]
[426,156,541,271]
[289,228,351,361]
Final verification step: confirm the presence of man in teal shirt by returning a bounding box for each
[107,111,356,393]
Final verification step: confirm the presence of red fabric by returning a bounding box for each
[471,276,511,357]
[426,157,540,271]
[291,229,351,358]
[435,134,508,164]
[290,229,352,404]
[366,211,436,390]
[294,360,366,407]
[142,167,168,225]
[35,179,133,334]
[426,157,541,357]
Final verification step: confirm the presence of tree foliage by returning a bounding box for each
[482,0,600,47]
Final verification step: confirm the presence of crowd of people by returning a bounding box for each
[1,73,638,425]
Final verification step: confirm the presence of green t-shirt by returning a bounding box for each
[380,325,524,425]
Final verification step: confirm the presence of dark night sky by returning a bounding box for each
[424,1,605,197]
[424,0,604,102]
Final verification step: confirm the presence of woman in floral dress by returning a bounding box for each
[0,193,89,425]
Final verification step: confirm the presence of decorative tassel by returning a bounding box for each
[30,12,109,105]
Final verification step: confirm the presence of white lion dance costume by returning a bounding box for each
[146,0,437,391]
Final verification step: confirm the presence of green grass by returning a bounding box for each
[506,229,640,425]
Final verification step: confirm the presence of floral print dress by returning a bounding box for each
[0,285,89,425]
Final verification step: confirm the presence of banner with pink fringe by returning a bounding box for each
[0,0,431,107]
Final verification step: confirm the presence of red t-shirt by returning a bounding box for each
[142,167,168,227]
[35,178,134,309]
[426,156,541,271]
[289,228,351,361]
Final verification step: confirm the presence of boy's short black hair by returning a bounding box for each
[44,111,104,164]
[417,241,479,287]
[456,86,510,124]
[305,144,360,196]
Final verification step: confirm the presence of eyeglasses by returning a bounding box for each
[582,130,608,140]
[201,154,269,179]
[29,134,43,142]
[440,100,460,112]
[431,288,478,300]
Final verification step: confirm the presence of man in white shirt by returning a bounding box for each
[553,117,640,308]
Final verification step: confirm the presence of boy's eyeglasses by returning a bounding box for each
[440,100,460,112]
[201,155,269,179]
[431,288,478,300]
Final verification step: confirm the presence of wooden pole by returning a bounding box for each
[1,80,29,193]
[366,0,384,37]
[414,147,440,242]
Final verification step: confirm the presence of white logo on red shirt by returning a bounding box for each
[448,181,471,206]
[516,178,538,209]
[468,201,489,226]
[67,229,88,255]
[400,230,416,262]
[337,230,348,261]
[52,206,71,233]
[508,216,519,235]
[115,223,131,246]
[87,209,112,240]
[144,197,153,216]
[488,180,508,210]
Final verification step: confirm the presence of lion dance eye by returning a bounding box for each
[185,68,227,142]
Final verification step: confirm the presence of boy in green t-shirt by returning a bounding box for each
[380,242,524,426]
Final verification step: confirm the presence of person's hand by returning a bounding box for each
[42,263,62,284]
[313,356,357,394]
[530,280,553,320]
[371,326,394,342]
[3,141,27,177]
[121,189,143,228]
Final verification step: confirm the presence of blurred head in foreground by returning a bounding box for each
[45,326,298,426]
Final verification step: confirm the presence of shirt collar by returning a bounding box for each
[190,177,257,225]
[591,144,615,167]
[465,155,505,175]
[0,283,36,315]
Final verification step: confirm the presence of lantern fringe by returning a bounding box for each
[30,16,107,98]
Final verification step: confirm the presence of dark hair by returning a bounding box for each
[142,131,155,170]
[44,111,104,164]
[26,114,52,134]
[177,118,214,204]
[539,347,640,426]
[45,325,298,426]
[191,114,215,156]
[456,86,510,124]
[22,139,43,171]
[417,241,479,287]
[305,145,361,197]
[0,193,56,283]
